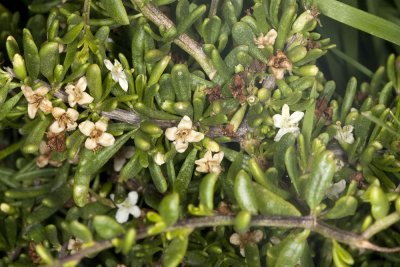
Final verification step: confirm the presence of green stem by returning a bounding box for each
[83,0,91,33]
[47,215,400,267]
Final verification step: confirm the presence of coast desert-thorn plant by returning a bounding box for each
[1,0,400,266]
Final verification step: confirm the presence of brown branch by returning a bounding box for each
[46,215,400,267]
[130,0,221,83]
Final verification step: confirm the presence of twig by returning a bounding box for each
[55,90,249,141]
[209,0,220,18]
[362,212,400,239]
[130,0,221,83]
[47,215,400,267]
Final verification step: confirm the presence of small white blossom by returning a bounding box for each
[254,29,278,49]
[272,104,304,142]
[65,76,94,107]
[111,191,141,223]
[165,116,204,153]
[79,119,115,150]
[67,238,83,254]
[334,122,354,144]
[104,59,128,92]
[153,152,166,166]
[114,146,135,172]
[21,85,53,119]
[195,151,224,174]
[326,180,347,200]
[230,230,263,257]
[49,107,79,134]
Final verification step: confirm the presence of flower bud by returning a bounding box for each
[292,10,315,33]
[12,54,27,80]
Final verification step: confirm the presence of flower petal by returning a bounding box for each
[66,122,78,131]
[67,95,77,107]
[118,75,128,91]
[289,111,305,124]
[35,86,49,95]
[187,130,204,143]
[128,191,138,205]
[115,208,130,223]
[194,157,207,165]
[214,151,224,163]
[165,127,178,141]
[98,132,115,147]
[114,59,122,67]
[49,121,65,134]
[39,99,53,113]
[178,115,193,129]
[27,104,38,119]
[229,233,241,245]
[95,120,108,132]
[281,104,290,118]
[209,164,221,174]
[252,230,264,242]
[76,76,87,91]
[66,108,79,121]
[274,128,288,142]
[203,150,213,161]
[174,140,189,153]
[65,84,75,94]
[266,29,277,44]
[104,59,114,71]
[85,138,98,150]
[196,164,209,173]
[21,85,33,98]
[272,114,283,128]
[129,206,141,218]
[36,155,49,168]
[78,92,94,105]
[52,107,66,119]
[79,121,95,136]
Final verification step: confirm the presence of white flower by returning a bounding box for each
[195,150,224,174]
[21,85,53,119]
[326,180,347,200]
[153,152,166,166]
[65,76,94,107]
[229,230,263,257]
[111,191,141,223]
[49,107,79,133]
[67,238,83,254]
[79,119,115,150]
[114,146,135,172]
[104,59,128,92]
[272,104,304,141]
[334,122,354,144]
[254,29,278,49]
[165,116,204,153]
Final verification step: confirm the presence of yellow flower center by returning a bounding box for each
[176,129,190,140]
